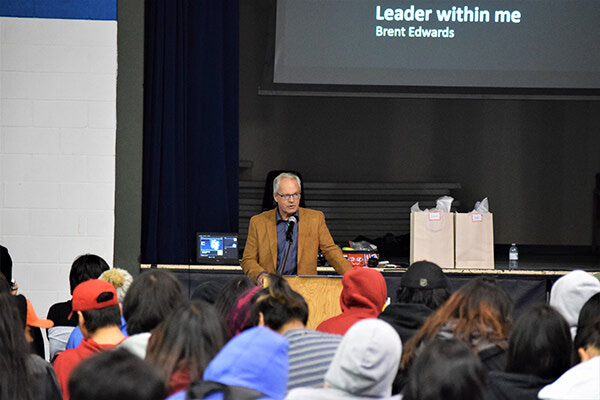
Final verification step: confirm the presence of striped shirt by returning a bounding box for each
[284,328,342,391]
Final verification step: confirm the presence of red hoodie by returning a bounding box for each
[317,267,387,335]
[53,338,123,400]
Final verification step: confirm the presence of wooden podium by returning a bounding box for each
[284,276,343,329]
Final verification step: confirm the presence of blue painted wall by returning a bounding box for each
[0,0,116,20]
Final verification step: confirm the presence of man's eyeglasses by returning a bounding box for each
[276,193,301,200]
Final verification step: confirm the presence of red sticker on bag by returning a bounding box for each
[428,212,441,221]
[471,213,483,222]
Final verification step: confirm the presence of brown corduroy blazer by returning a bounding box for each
[241,207,352,282]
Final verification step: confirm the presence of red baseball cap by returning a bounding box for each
[26,298,54,329]
[71,279,119,315]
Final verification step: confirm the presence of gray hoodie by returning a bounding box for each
[549,270,600,339]
[116,332,151,359]
[285,319,401,400]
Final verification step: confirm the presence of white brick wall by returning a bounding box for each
[0,17,117,321]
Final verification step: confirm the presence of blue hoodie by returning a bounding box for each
[167,326,289,400]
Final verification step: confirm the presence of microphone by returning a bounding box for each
[286,216,297,242]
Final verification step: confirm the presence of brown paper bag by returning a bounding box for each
[455,212,494,269]
[410,211,454,269]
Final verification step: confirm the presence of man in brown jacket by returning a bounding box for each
[241,172,351,284]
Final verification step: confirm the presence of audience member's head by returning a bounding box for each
[550,270,600,338]
[573,293,600,363]
[72,279,121,336]
[576,292,600,334]
[506,304,572,380]
[402,277,513,368]
[99,268,133,304]
[574,318,600,363]
[192,326,288,400]
[0,293,33,400]
[402,338,487,400]
[397,261,450,309]
[69,348,167,400]
[340,266,387,313]
[191,281,223,304]
[214,276,255,319]
[324,319,401,398]
[146,300,226,394]
[123,270,183,335]
[69,254,110,295]
[538,317,600,400]
[317,266,388,335]
[225,285,261,337]
[14,295,54,343]
[251,274,308,333]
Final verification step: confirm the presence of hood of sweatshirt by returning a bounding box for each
[202,326,289,400]
[538,356,600,400]
[340,267,387,315]
[325,319,401,398]
[549,270,600,335]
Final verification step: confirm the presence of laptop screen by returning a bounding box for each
[196,233,239,264]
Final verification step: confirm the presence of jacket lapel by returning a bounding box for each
[267,209,278,270]
[297,207,305,267]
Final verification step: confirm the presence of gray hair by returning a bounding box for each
[273,172,302,194]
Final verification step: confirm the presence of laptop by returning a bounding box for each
[196,233,239,265]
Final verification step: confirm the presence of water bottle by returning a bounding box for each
[508,243,519,270]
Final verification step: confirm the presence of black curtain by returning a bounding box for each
[142,0,239,263]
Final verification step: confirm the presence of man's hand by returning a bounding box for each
[256,272,268,287]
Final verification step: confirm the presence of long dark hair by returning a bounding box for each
[0,293,33,400]
[145,300,226,391]
[402,277,513,368]
[506,304,572,380]
[402,338,487,400]
[0,272,11,294]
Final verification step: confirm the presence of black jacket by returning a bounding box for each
[378,303,434,344]
[29,354,62,400]
[478,344,507,372]
[487,371,553,400]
